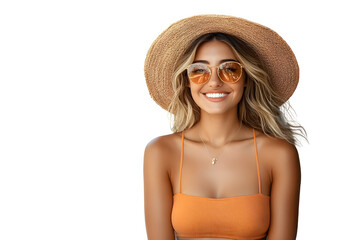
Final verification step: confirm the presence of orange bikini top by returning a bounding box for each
[171,128,270,240]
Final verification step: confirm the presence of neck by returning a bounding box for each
[195,107,242,147]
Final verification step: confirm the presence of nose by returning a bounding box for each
[208,66,223,87]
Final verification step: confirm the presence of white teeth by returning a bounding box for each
[205,93,228,98]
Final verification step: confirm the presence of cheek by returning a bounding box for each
[189,83,202,96]
[231,84,246,100]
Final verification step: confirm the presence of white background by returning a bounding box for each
[0,0,359,239]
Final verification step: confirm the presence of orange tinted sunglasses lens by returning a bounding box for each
[218,62,243,83]
[187,63,211,84]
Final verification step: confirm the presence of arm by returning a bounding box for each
[143,137,175,240]
[267,140,301,240]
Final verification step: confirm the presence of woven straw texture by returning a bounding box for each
[144,14,299,111]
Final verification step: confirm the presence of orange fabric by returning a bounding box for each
[171,128,270,240]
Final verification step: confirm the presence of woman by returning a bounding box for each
[143,15,307,240]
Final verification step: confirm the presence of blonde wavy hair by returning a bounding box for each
[167,32,308,146]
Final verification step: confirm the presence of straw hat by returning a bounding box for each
[144,14,299,112]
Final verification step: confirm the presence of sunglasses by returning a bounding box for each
[186,61,244,85]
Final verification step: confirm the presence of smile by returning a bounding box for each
[202,92,229,102]
[205,93,229,98]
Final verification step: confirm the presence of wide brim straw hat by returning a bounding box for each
[144,14,299,112]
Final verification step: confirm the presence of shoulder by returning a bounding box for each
[144,132,181,171]
[257,132,301,237]
[145,132,181,154]
[256,130,301,180]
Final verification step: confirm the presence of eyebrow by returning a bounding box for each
[193,59,238,64]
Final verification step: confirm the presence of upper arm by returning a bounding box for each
[143,137,175,240]
[267,140,301,240]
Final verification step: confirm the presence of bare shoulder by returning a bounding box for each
[256,131,301,238]
[255,130,301,179]
[144,132,181,172]
[143,132,180,239]
[145,132,181,154]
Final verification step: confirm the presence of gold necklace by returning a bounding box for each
[199,123,243,165]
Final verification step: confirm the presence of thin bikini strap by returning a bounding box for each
[253,128,262,194]
[179,130,185,194]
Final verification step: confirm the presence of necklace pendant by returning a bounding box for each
[211,157,217,165]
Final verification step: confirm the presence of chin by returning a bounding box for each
[200,107,233,115]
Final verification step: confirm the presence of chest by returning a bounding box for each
[169,140,272,198]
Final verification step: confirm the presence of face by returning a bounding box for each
[187,40,247,115]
